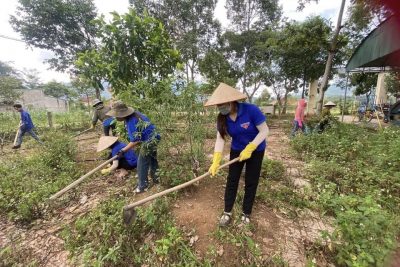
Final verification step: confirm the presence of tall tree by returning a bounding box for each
[222,0,281,102]
[316,0,346,114]
[132,0,220,82]
[10,0,98,72]
[22,68,42,90]
[0,61,23,103]
[76,9,180,97]
[199,49,237,90]
[70,75,97,107]
[42,80,72,107]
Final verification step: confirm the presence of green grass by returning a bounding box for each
[290,122,400,266]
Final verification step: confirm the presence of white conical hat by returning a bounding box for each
[324,101,337,107]
[204,83,247,107]
[97,136,118,152]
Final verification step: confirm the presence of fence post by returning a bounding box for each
[47,111,53,128]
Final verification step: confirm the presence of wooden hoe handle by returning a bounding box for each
[123,157,240,211]
[49,155,119,200]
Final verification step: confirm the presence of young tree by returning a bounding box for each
[76,9,180,97]
[350,73,378,107]
[10,0,98,72]
[385,72,400,97]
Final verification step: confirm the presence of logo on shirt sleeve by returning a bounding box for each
[240,122,250,129]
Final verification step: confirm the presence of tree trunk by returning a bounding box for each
[282,91,289,114]
[95,88,101,99]
[316,0,346,114]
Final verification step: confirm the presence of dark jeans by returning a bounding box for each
[15,128,42,146]
[291,120,304,137]
[103,124,116,136]
[224,149,265,215]
[137,144,159,190]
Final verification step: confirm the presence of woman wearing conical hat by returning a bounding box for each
[205,83,269,226]
[97,136,138,176]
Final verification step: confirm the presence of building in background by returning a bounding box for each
[0,89,68,112]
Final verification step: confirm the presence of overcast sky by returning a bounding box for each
[0,0,347,84]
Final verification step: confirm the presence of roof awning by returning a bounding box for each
[346,16,400,72]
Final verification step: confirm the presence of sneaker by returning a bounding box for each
[241,213,250,225]
[219,212,232,227]
[134,187,147,194]
[12,145,21,149]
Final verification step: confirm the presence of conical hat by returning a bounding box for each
[204,83,247,107]
[97,136,118,152]
[324,101,337,107]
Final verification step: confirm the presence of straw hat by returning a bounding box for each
[92,99,103,107]
[106,100,135,118]
[324,101,337,107]
[204,83,247,107]
[97,136,118,152]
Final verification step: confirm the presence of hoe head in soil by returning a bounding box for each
[123,207,137,225]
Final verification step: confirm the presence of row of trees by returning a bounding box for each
[8,0,400,113]
[0,60,96,106]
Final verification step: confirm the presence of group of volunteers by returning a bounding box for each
[14,82,315,226]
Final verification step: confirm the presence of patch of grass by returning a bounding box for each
[261,158,286,181]
[0,131,80,223]
[290,123,400,266]
[62,197,203,266]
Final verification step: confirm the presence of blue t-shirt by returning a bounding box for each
[20,110,34,131]
[125,112,160,143]
[111,141,137,167]
[224,102,267,152]
[103,117,115,127]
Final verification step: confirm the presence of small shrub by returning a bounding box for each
[62,197,200,266]
[261,159,286,181]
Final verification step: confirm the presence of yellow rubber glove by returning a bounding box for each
[101,168,112,175]
[209,152,222,176]
[239,143,257,161]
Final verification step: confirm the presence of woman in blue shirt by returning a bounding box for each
[205,83,269,226]
[97,136,137,175]
[107,101,160,193]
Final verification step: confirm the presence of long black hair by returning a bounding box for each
[217,102,237,140]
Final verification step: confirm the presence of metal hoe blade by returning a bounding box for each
[123,207,137,225]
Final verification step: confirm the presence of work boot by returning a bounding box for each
[12,145,21,149]
[219,212,232,227]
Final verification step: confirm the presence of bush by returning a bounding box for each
[261,158,286,181]
[290,123,400,265]
[62,198,201,266]
[0,131,80,223]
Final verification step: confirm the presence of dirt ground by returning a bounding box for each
[0,122,398,266]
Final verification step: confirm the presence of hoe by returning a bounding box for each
[122,157,239,225]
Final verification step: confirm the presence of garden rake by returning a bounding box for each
[122,157,240,225]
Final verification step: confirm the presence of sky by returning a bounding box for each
[0,0,348,84]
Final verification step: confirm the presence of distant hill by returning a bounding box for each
[294,84,354,98]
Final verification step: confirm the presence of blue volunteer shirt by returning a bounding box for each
[125,112,160,143]
[103,117,115,127]
[225,102,267,152]
[20,110,34,131]
[111,141,137,167]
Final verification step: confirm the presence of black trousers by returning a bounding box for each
[103,124,116,136]
[225,149,264,215]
